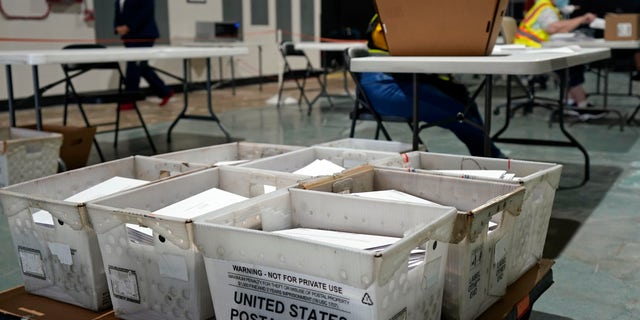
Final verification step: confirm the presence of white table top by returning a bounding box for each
[0,46,250,66]
[294,41,368,52]
[179,41,265,48]
[545,38,640,50]
[350,47,610,75]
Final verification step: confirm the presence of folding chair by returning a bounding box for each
[61,44,157,161]
[276,41,330,115]
[344,47,426,143]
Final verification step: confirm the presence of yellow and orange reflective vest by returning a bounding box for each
[514,0,561,48]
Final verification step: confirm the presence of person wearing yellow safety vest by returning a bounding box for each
[359,14,504,158]
[515,0,597,110]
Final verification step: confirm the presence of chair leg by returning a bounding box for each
[63,94,69,126]
[316,75,334,108]
[114,104,121,149]
[92,137,106,162]
[276,76,285,108]
[349,104,358,138]
[628,104,640,125]
[73,101,105,162]
[292,76,311,113]
[133,103,157,154]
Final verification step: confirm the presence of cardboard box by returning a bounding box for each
[605,13,640,41]
[375,0,509,56]
[22,125,96,170]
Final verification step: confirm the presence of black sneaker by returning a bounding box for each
[632,71,640,81]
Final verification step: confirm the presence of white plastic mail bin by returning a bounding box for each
[85,166,301,320]
[153,141,303,166]
[193,188,460,320]
[298,165,525,320]
[0,156,205,311]
[0,127,63,187]
[314,138,414,153]
[238,146,396,177]
[373,151,562,286]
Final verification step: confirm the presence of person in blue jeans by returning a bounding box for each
[114,0,173,110]
[363,15,504,158]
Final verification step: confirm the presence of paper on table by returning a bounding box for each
[590,18,606,30]
[494,44,527,51]
[520,46,582,54]
[292,159,345,176]
[32,176,149,226]
[549,33,578,40]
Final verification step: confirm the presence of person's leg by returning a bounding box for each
[138,60,172,98]
[632,51,640,81]
[126,41,173,102]
[566,65,589,107]
[361,73,503,157]
[124,60,141,93]
[412,83,503,157]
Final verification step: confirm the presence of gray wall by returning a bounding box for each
[276,0,292,41]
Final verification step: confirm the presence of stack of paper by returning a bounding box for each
[274,228,425,269]
[32,176,149,226]
[127,187,248,245]
[292,159,345,176]
[348,189,445,208]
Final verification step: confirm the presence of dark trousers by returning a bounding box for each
[123,40,171,98]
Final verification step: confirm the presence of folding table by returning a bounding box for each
[0,46,249,143]
[350,46,611,186]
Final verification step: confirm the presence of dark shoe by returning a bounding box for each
[565,107,607,121]
[119,102,135,111]
[159,90,174,106]
[632,71,640,81]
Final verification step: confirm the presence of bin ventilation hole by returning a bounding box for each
[217,247,225,256]
[58,219,64,226]
[159,235,166,243]
[432,241,437,250]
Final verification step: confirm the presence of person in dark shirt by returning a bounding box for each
[114,0,173,110]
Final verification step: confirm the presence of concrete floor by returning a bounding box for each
[1,70,640,319]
